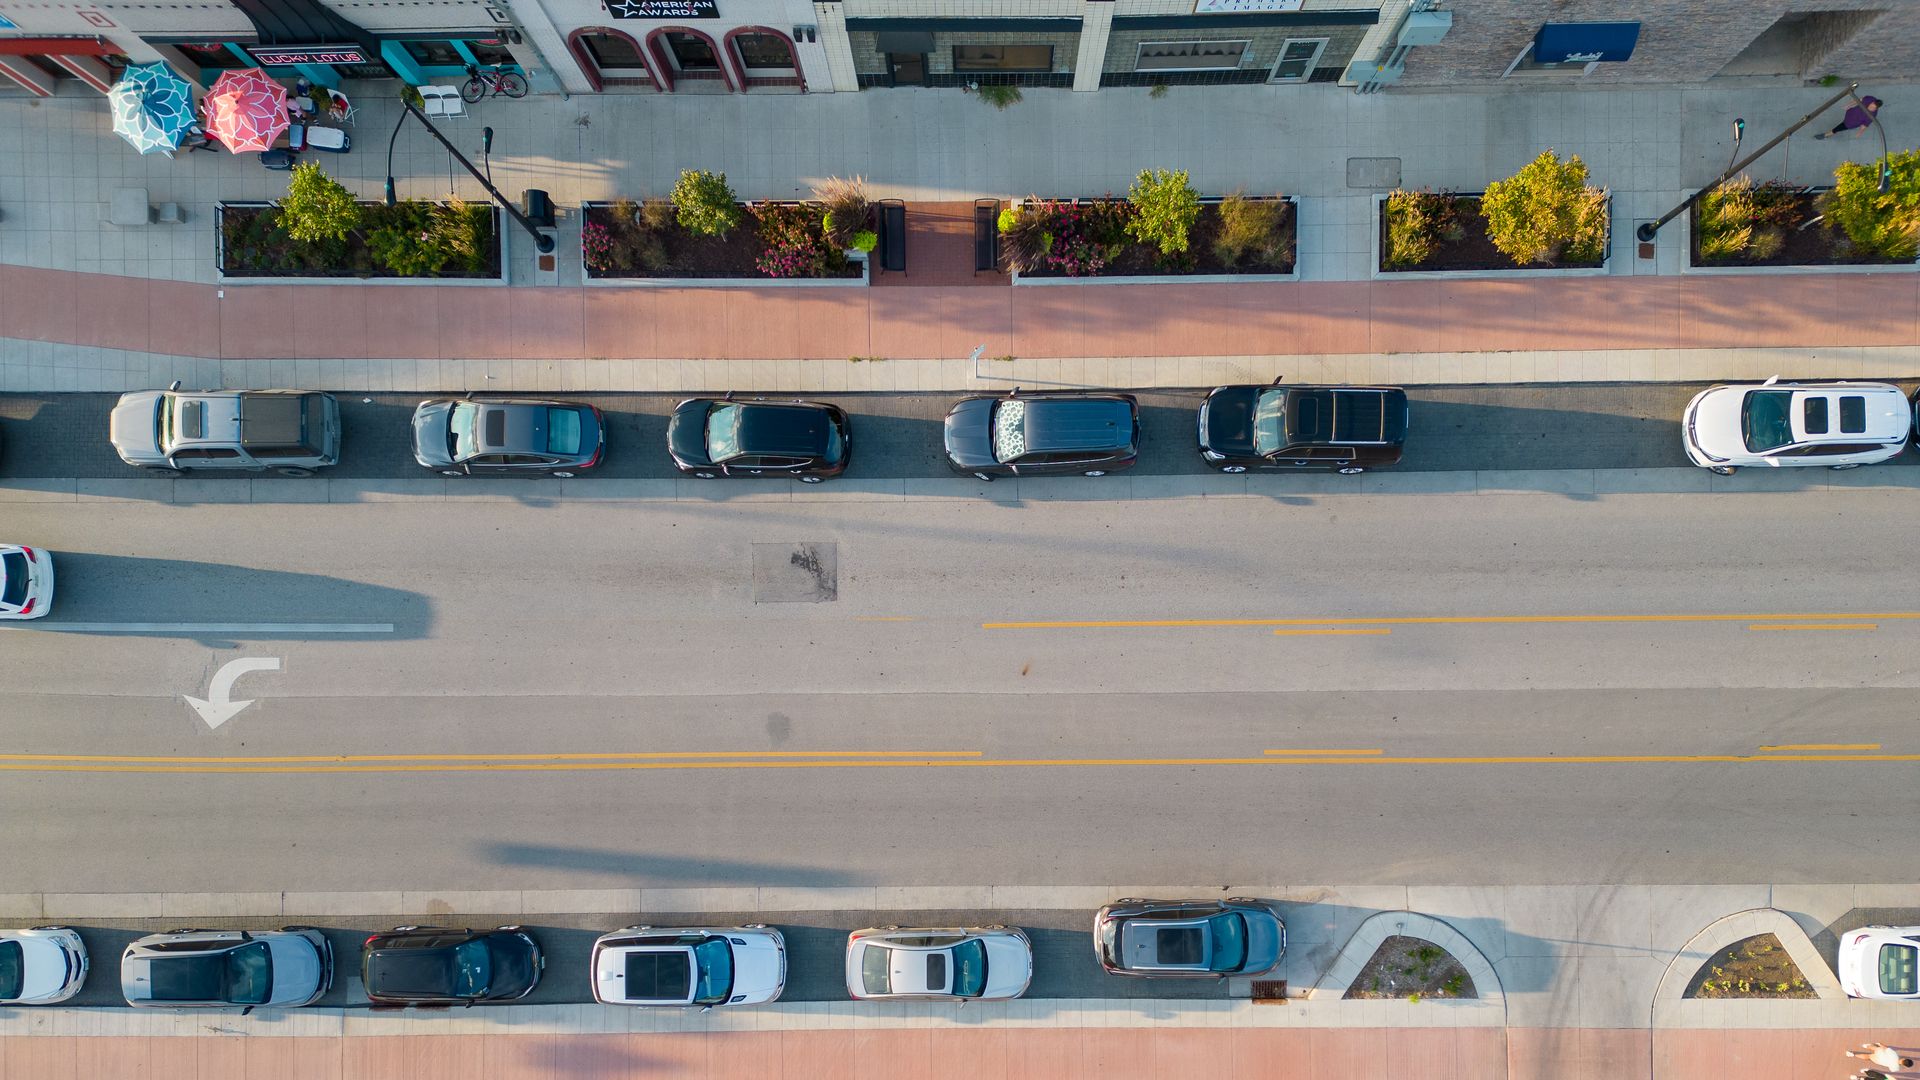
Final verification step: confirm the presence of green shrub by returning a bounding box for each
[813,176,871,247]
[1382,188,1463,270]
[1214,192,1292,268]
[1818,149,1920,261]
[365,198,490,276]
[997,200,1051,273]
[851,229,877,253]
[977,83,1022,110]
[1695,176,1807,263]
[671,169,742,237]
[1125,168,1201,261]
[277,161,361,244]
[1480,150,1610,266]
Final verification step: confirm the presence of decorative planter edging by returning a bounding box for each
[215,201,508,286]
[1370,191,1612,280]
[1680,187,1920,276]
[1008,195,1300,285]
[1308,909,1505,1012]
[580,201,871,288]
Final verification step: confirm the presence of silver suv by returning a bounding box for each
[120,928,332,1010]
[109,384,341,476]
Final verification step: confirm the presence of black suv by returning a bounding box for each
[943,390,1139,480]
[1198,380,1408,474]
[668,396,850,482]
[361,927,543,1006]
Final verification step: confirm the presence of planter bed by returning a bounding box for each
[583,200,866,285]
[1373,192,1608,278]
[217,201,503,283]
[1009,196,1296,284]
[1688,187,1916,272]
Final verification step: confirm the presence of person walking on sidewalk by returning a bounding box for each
[1815,96,1881,139]
[1846,1042,1914,1069]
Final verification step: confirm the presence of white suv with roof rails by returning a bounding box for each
[590,926,785,1007]
[1682,377,1909,474]
[109,384,341,476]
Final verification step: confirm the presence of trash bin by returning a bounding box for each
[522,189,555,228]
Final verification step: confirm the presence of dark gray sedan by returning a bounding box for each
[1094,898,1285,977]
[411,397,604,476]
[943,390,1139,480]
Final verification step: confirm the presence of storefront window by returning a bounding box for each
[467,39,516,66]
[953,44,1051,72]
[402,40,466,67]
[1134,40,1248,72]
[664,31,719,71]
[176,43,250,69]
[733,33,792,70]
[581,33,647,72]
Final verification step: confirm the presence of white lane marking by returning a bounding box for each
[45,623,395,634]
[185,657,281,730]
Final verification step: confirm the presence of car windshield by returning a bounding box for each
[226,941,273,1005]
[545,408,583,455]
[0,940,22,999]
[157,398,175,451]
[861,945,893,996]
[691,938,734,1005]
[452,938,491,997]
[950,939,988,997]
[449,402,482,461]
[1881,944,1918,995]
[991,400,1028,463]
[708,404,745,461]
[1252,390,1287,454]
[0,552,27,607]
[1207,913,1249,972]
[1741,390,1795,453]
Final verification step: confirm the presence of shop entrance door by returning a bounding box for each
[887,52,926,86]
[1269,37,1326,82]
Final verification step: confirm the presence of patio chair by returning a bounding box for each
[418,85,465,118]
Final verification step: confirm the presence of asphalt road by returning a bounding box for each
[4,490,1920,896]
[10,383,1913,479]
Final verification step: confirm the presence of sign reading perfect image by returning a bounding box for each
[248,43,368,64]
[1193,0,1303,11]
[608,0,718,17]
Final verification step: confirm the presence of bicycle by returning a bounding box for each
[461,64,528,103]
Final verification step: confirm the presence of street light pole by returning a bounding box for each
[383,100,554,254]
[1636,82,1857,244]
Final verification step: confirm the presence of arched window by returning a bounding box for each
[645,27,734,91]
[567,28,651,92]
[725,26,801,88]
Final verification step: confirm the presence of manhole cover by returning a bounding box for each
[1347,157,1402,189]
[752,542,837,603]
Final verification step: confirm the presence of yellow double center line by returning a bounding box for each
[983,612,1920,631]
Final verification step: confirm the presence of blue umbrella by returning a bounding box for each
[109,63,198,155]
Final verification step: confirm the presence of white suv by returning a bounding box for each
[1839,925,1920,999]
[0,544,52,620]
[1682,377,1909,474]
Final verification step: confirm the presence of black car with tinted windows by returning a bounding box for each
[668,396,850,482]
[1198,380,1408,474]
[943,390,1139,480]
[361,927,543,1006]
[411,397,604,476]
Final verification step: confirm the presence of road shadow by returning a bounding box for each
[21,552,431,641]
[480,843,857,888]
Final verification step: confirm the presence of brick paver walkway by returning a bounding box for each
[2,263,1915,363]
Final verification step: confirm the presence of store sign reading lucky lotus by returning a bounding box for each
[608,0,718,17]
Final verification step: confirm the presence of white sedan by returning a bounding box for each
[844,926,1031,1001]
[590,926,784,1007]
[0,927,89,1004]
[0,544,52,620]
[1682,378,1909,474]
[1839,925,1920,999]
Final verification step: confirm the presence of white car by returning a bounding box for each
[1682,378,1909,474]
[0,544,52,620]
[1838,925,1920,999]
[590,926,784,1007]
[0,927,88,1004]
[844,926,1032,1001]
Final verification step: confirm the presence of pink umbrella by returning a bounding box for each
[205,68,289,153]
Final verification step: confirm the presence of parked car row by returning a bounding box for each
[0,899,1286,1009]
[97,379,1411,481]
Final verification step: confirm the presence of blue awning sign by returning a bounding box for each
[1533,22,1640,64]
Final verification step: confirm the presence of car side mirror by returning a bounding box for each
[168,379,182,391]
[241,1006,254,1016]
[1271,375,1285,385]
[700,1005,713,1013]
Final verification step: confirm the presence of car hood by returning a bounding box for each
[668,400,713,467]
[1686,387,1748,459]
[1239,910,1285,975]
[730,935,785,1003]
[1201,387,1262,456]
[109,391,167,463]
[9,935,75,1000]
[944,398,998,467]
[265,935,325,1005]
[981,935,1033,998]
[411,401,456,467]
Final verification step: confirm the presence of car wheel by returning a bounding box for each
[973,471,995,482]
[1709,466,1736,476]
[693,471,717,479]
[1337,467,1365,475]
[1829,463,1863,471]
[274,466,315,478]
[1083,469,1107,477]
[1221,465,1248,474]
[551,470,575,478]
[799,475,825,484]
[438,469,462,477]
[1292,460,1312,467]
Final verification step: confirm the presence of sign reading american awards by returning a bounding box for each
[608,0,718,17]
[1193,0,1303,11]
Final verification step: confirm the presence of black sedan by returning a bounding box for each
[1198,380,1408,474]
[944,390,1139,480]
[411,397,605,476]
[361,927,543,1006]
[668,396,850,482]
